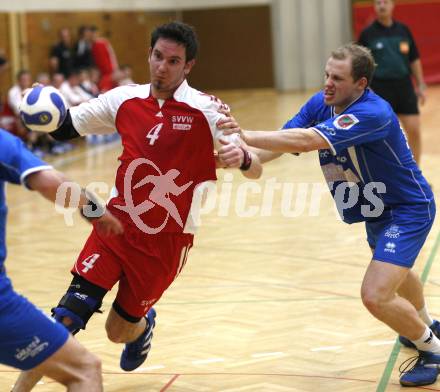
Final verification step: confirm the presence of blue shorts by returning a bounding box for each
[0,275,69,370]
[366,202,436,268]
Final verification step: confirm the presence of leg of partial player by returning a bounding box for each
[361,260,427,339]
[106,306,157,372]
[12,370,42,392]
[12,335,102,392]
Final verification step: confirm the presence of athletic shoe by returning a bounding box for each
[399,320,440,349]
[120,307,156,371]
[31,147,45,158]
[400,350,440,386]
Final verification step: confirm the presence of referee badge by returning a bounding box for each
[400,41,410,54]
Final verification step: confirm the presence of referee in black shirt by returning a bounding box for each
[359,0,427,164]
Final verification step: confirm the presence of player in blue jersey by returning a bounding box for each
[0,128,123,391]
[219,43,439,387]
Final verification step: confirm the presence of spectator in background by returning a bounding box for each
[74,25,94,70]
[89,25,119,92]
[78,68,99,97]
[118,64,135,85]
[7,70,32,117]
[51,72,65,90]
[50,27,74,78]
[36,72,51,86]
[358,0,427,164]
[89,66,101,92]
[111,68,125,87]
[59,70,94,107]
[0,51,7,75]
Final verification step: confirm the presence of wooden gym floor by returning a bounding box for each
[1,86,440,391]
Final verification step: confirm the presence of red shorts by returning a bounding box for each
[71,224,193,318]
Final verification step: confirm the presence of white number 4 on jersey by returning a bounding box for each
[146,123,163,145]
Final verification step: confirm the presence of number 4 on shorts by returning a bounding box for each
[81,253,100,273]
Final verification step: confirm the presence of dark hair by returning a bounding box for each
[331,43,376,86]
[150,21,198,62]
[66,70,80,78]
[78,25,88,37]
[16,69,30,80]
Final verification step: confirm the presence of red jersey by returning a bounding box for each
[91,38,118,76]
[70,80,234,234]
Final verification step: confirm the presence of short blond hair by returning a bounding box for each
[331,43,376,86]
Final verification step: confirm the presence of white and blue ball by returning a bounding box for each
[20,86,68,133]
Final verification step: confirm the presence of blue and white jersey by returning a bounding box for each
[0,129,51,287]
[283,89,433,223]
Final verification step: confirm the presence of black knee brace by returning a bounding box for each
[51,274,107,334]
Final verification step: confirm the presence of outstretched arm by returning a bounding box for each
[247,147,282,164]
[26,169,123,236]
[241,128,329,153]
[238,141,263,179]
[217,116,329,153]
[216,138,262,179]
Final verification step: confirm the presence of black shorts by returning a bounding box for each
[370,77,419,115]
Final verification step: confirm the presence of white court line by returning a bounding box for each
[368,340,396,346]
[305,327,350,337]
[192,358,225,365]
[311,346,343,352]
[251,352,285,358]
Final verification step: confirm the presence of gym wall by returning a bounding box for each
[0,14,12,96]
[0,5,273,94]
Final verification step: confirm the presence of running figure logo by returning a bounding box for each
[115,158,193,234]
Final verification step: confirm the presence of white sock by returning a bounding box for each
[418,305,434,327]
[412,326,440,354]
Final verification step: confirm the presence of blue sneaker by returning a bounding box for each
[120,308,156,371]
[400,351,440,386]
[400,320,440,349]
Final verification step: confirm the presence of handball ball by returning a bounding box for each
[20,86,68,133]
